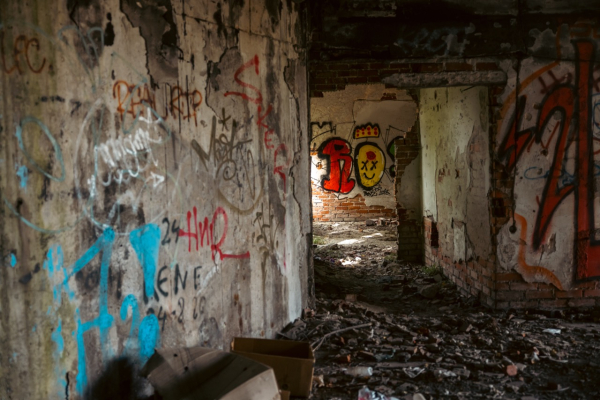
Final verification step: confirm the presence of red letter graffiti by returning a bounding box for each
[504,39,600,281]
[318,138,355,194]
[179,207,250,261]
[223,55,263,105]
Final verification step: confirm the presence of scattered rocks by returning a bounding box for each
[301,222,600,399]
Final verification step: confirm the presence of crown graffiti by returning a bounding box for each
[354,124,380,139]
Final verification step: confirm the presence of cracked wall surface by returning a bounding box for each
[420,87,491,265]
[0,0,310,398]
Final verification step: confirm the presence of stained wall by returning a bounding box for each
[0,0,311,398]
[420,87,493,300]
[492,23,600,305]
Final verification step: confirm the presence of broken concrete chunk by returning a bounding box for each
[419,283,441,298]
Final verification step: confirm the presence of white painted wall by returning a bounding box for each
[420,86,491,263]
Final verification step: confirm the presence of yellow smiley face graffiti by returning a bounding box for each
[354,143,385,189]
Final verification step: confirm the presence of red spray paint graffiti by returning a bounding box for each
[499,39,600,281]
[178,206,250,261]
[223,55,289,193]
[318,138,356,194]
[112,81,202,125]
[0,29,47,74]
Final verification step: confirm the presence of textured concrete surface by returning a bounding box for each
[0,0,311,398]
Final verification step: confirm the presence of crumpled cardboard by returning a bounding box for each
[231,338,315,397]
[142,347,281,400]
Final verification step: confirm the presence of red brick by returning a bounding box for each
[555,289,582,298]
[497,291,524,301]
[495,272,523,282]
[445,62,473,71]
[414,63,442,73]
[526,290,555,299]
[357,69,379,77]
[369,62,387,69]
[511,282,538,290]
[510,300,540,309]
[567,298,596,307]
[476,62,498,71]
[347,77,369,84]
[328,64,349,70]
[539,299,568,308]
[584,289,600,297]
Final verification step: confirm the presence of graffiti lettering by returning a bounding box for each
[178,206,250,261]
[113,80,203,125]
[0,29,47,74]
[499,39,600,281]
[318,138,355,194]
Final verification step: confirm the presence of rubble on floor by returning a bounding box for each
[293,222,600,400]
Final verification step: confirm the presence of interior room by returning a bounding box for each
[1,1,600,399]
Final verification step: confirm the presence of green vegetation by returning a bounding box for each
[384,254,397,262]
[313,235,326,245]
[423,264,442,276]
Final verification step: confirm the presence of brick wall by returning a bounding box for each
[309,60,495,98]
[311,182,396,222]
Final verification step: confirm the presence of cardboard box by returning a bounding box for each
[280,390,291,400]
[231,337,315,397]
[142,347,281,400]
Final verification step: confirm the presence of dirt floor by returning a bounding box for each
[281,222,600,400]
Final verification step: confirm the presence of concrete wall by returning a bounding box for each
[310,84,416,221]
[420,87,491,265]
[494,23,600,297]
[0,0,310,398]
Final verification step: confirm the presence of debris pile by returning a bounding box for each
[299,222,600,399]
[280,298,600,399]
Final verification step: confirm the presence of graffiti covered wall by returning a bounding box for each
[0,0,310,398]
[495,22,600,291]
[310,84,417,221]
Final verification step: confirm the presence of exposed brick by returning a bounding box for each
[495,272,523,282]
[496,290,524,301]
[567,298,596,307]
[445,62,473,71]
[555,289,582,298]
[511,282,538,291]
[328,64,349,70]
[539,299,568,308]
[526,290,555,299]
[347,77,369,84]
[413,63,443,73]
[510,300,540,309]
[476,62,498,71]
[584,289,600,297]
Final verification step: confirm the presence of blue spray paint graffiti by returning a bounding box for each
[51,318,67,398]
[16,165,28,188]
[138,314,160,362]
[42,226,161,394]
[130,224,161,299]
[14,117,65,182]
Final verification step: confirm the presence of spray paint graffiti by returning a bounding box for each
[178,206,250,261]
[1,7,305,397]
[312,122,400,197]
[497,34,600,285]
[113,80,203,125]
[0,28,47,74]
[318,138,355,194]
